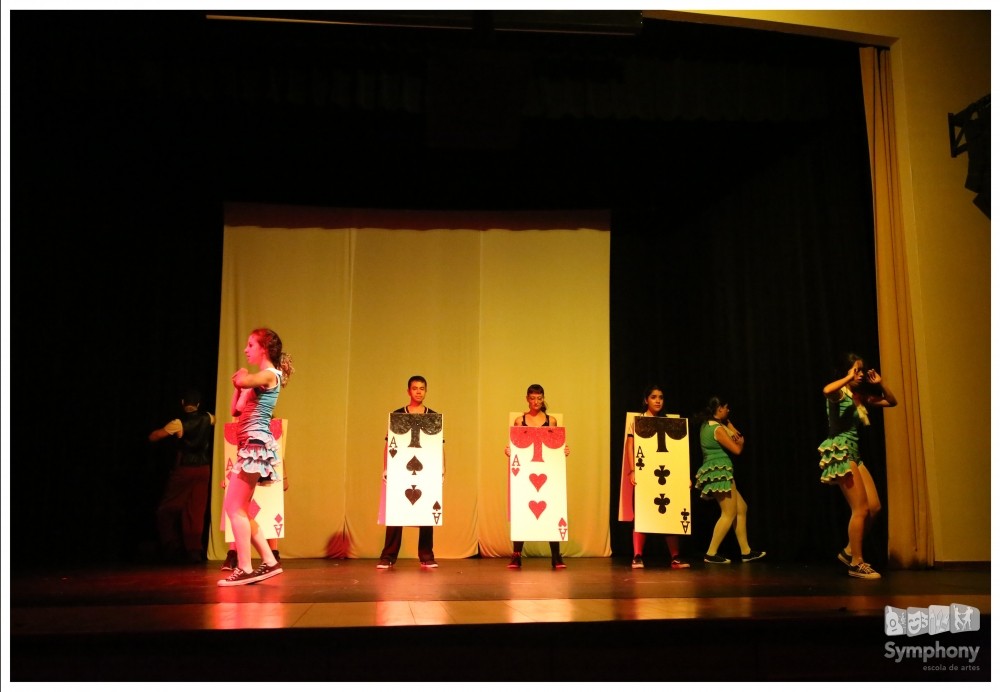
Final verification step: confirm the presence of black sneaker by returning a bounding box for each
[670,557,691,569]
[837,549,852,567]
[217,567,255,587]
[552,555,567,569]
[847,562,881,579]
[376,559,393,569]
[420,560,438,569]
[631,554,644,569]
[704,553,731,564]
[507,552,522,569]
[221,550,238,571]
[245,561,283,584]
[741,550,766,563]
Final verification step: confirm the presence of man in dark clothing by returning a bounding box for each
[149,388,216,563]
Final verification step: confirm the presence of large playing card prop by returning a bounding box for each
[385,412,444,527]
[508,416,568,542]
[628,414,691,535]
[222,419,287,541]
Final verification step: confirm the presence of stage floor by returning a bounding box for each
[10,557,992,682]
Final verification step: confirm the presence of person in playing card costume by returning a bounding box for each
[504,384,569,569]
[817,353,897,580]
[693,395,764,565]
[377,375,443,569]
[218,328,294,586]
[620,385,691,569]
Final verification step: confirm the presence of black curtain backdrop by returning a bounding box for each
[12,11,882,567]
[608,116,883,565]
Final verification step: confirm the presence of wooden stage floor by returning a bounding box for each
[10,556,991,682]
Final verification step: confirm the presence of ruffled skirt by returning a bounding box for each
[237,437,281,483]
[694,454,734,499]
[817,435,859,484]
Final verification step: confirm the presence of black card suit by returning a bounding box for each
[390,413,443,448]
[405,485,422,505]
[634,417,687,453]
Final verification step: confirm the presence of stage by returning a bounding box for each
[10,557,991,682]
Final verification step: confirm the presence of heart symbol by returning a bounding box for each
[529,500,547,519]
[529,473,547,492]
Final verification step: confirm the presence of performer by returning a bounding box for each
[221,417,289,570]
[377,375,443,569]
[818,353,897,579]
[148,388,215,563]
[218,327,294,586]
[221,479,287,570]
[620,385,690,569]
[693,396,764,565]
[505,384,569,569]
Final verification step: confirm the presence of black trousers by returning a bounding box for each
[380,525,434,562]
[512,541,562,562]
[156,465,210,556]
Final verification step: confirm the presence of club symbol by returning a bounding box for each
[681,507,691,533]
[635,447,646,472]
[510,426,566,462]
[654,493,671,514]
[654,465,670,485]
[390,413,443,448]
[634,417,687,453]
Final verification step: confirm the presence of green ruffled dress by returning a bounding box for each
[694,421,734,499]
[817,389,863,484]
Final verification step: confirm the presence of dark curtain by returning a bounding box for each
[608,51,883,564]
[12,11,882,566]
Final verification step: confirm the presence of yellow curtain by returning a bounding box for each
[209,204,611,561]
[860,47,933,568]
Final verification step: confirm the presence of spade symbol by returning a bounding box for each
[405,485,422,505]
